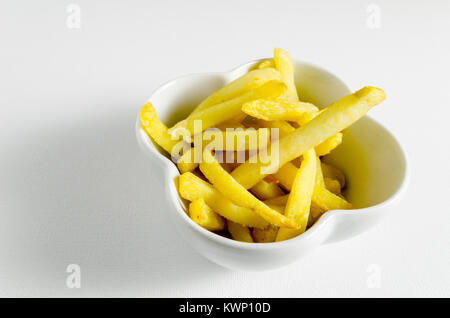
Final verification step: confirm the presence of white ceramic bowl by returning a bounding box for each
[136,59,409,271]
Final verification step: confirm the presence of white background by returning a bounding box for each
[0,0,449,297]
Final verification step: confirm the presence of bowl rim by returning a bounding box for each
[136,58,410,250]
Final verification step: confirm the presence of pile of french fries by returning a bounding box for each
[140,48,386,243]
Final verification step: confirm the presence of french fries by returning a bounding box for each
[176,127,270,173]
[140,48,386,243]
[250,180,285,200]
[242,98,318,121]
[273,161,351,211]
[230,86,386,188]
[140,102,181,153]
[272,162,299,190]
[312,185,352,211]
[200,150,299,229]
[169,81,286,135]
[274,48,299,101]
[244,100,342,157]
[254,119,295,138]
[179,172,269,228]
[189,198,226,231]
[315,132,343,156]
[315,156,325,187]
[227,220,254,243]
[276,149,316,241]
[177,150,200,174]
[189,68,283,116]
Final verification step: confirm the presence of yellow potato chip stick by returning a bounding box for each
[242,98,318,121]
[315,156,325,187]
[139,102,180,153]
[274,48,299,100]
[276,149,317,241]
[312,185,351,211]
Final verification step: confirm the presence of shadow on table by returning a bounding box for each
[3,104,228,296]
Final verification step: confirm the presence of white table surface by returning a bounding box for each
[0,0,449,297]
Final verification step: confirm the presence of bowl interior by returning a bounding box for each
[146,60,407,212]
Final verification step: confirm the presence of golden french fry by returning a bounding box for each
[179,172,269,228]
[250,180,285,200]
[231,87,386,188]
[274,48,299,100]
[169,81,286,135]
[265,190,347,225]
[199,150,299,229]
[189,68,283,116]
[324,178,341,195]
[139,102,181,153]
[242,98,318,121]
[257,59,275,69]
[276,149,317,241]
[312,185,352,210]
[315,132,343,156]
[296,109,345,158]
[321,162,346,187]
[227,220,254,243]
[272,162,298,190]
[315,156,325,187]
[189,198,226,231]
